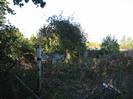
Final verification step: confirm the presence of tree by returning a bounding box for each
[0,25,37,99]
[120,35,133,49]
[0,1,40,98]
[101,35,120,54]
[19,37,35,54]
[12,0,46,8]
[0,26,21,58]
[38,15,86,59]
[0,0,46,27]
[0,0,14,26]
[0,25,34,59]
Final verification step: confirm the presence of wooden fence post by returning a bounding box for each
[36,44,42,95]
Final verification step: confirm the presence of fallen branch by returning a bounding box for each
[14,74,40,99]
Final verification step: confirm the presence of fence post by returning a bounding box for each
[36,44,42,95]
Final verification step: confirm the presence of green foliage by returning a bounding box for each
[120,35,133,49]
[0,25,36,99]
[0,0,14,26]
[0,25,35,59]
[0,25,132,99]
[0,25,23,59]
[20,35,36,54]
[37,25,60,53]
[12,0,46,8]
[0,1,132,97]
[38,15,86,56]
[101,35,120,54]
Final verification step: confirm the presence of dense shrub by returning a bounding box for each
[101,35,120,54]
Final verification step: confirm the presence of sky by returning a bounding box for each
[7,0,133,43]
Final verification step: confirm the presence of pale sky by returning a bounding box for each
[7,0,133,42]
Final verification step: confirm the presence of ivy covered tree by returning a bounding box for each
[101,35,120,54]
[38,15,86,57]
